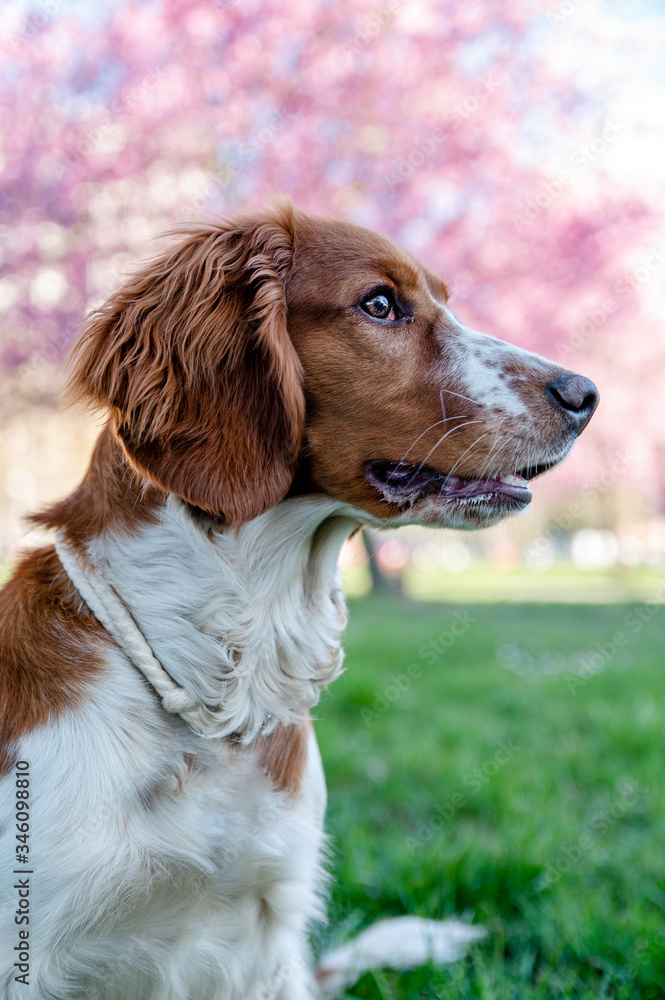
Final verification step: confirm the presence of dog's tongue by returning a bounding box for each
[365,461,532,504]
[442,473,531,501]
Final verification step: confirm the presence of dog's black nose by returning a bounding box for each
[546,372,599,433]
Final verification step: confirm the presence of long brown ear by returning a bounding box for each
[68,200,304,524]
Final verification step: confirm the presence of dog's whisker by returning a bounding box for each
[475,418,507,481]
[395,413,469,471]
[442,432,489,484]
[440,386,479,406]
[405,419,485,484]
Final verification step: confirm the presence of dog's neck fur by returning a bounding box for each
[77,482,356,741]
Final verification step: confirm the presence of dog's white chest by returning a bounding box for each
[1,497,350,999]
[150,733,327,999]
[1,684,327,1000]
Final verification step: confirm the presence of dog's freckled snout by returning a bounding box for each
[545,372,599,433]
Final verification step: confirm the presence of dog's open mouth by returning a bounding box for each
[364,460,534,508]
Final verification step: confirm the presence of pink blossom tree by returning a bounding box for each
[0,0,661,512]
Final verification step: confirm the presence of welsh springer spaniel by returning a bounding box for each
[0,200,598,999]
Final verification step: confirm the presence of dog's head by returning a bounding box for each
[70,199,598,529]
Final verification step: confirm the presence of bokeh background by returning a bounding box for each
[1,0,665,590]
[2,1,665,996]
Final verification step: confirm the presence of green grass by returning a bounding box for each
[315,594,665,999]
[403,565,665,605]
[343,563,665,604]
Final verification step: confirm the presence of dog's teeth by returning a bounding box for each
[499,474,524,485]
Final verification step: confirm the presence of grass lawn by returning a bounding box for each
[315,593,665,999]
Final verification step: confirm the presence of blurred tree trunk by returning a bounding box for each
[362,528,402,595]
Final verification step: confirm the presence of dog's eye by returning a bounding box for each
[361,291,397,321]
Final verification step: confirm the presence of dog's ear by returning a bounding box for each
[68,201,304,524]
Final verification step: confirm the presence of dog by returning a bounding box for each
[0,199,598,999]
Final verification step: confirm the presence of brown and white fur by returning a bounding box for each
[0,200,598,999]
